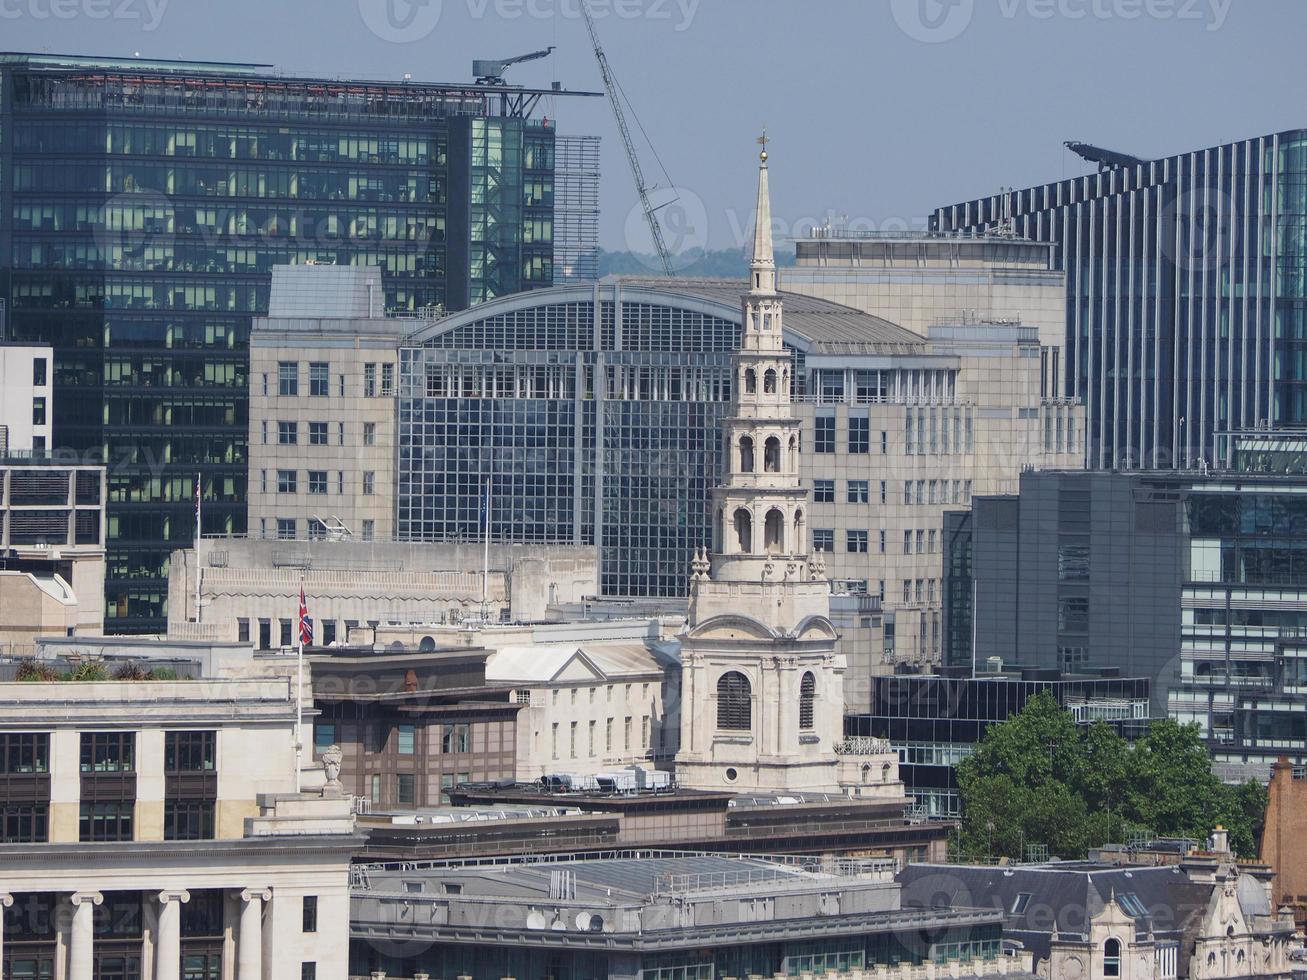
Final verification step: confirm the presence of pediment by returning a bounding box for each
[550,649,607,683]
[790,615,838,641]
[685,614,779,642]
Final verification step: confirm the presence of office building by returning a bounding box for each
[932,129,1307,472]
[350,851,1032,980]
[0,51,599,632]
[0,344,52,456]
[0,457,106,652]
[0,646,360,979]
[848,670,1153,819]
[900,832,1299,980]
[945,459,1307,780]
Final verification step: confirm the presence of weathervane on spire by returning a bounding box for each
[757,127,769,163]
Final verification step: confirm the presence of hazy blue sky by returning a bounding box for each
[4,0,1304,253]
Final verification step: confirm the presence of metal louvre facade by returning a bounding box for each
[933,129,1307,471]
[397,285,738,598]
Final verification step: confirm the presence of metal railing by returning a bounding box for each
[835,736,895,756]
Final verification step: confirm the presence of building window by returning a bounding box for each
[716,671,752,730]
[1,803,48,843]
[277,470,297,494]
[278,361,298,396]
[847,480,869,504]
[362,520,375,541]
[441,724,469,754]
[799,672,815,730]
[815,416,835,453]
[308,471,328,495]
[364,363,377,397]
[848,416,870,454]
[302,896,318,933]
[309,421,329,445]
[314,725,337,753]
[163,800,214,841]
[846,530,868,553]
[309,362,330,397]
[396,774,415,805]
[1103,939,1121,978]
[80,801,134,842]
[880,430,888,454]
[1,733,49,774]
[165,731,215,772]
[813,480,835,503]
[570,721,578,758]
[363,422,377,446]
[278,421,298,445]
[276,518,296,540]
[33,357,47,386]
[397,725,416,755]
[237,618,250,643]
[32,397,46,426]
[879,530,886,553]
[813,528,834,552]
[551,723,559,759]
[381,363,395,396]
[1058,596,1090,633]
[363,472,375,495]
[904,530,913,554]
[80,732,134,773]
[280,619,293,646]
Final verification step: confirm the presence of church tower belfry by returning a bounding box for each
[676,140,846,794]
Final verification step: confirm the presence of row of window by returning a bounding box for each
[716,672,817,733]
[266,361,393,398]
[263,419,378,446]
[259,468,375,496]
[257,517,376,542]
[813,416,882,455]
[550,715,660,760]
[902,578,942,606]
[810,478,975,510]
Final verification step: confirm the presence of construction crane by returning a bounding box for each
[473,47,556,85]
[579,0,675,276]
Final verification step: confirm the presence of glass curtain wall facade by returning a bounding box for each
[0,54,564,632]
[933,129,1307,472]
[398,286,737,597]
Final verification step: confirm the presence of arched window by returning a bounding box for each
[739,435,754,473]
[764,509,784,554]
[744,368,757,394]
[799,672,815,729]
[734,509,753,553]
[882,763,892,783]
[764,368,778,394]
[1104,938,1122,978]
[789,434,798,470]
[717,671,752,730]
[793,508,804,545]
[764,436,781,473]
[715,507,725,552]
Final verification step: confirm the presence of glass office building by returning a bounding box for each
[0,52,594,631]
[946,461,1307,781]
[933,129,1307,472]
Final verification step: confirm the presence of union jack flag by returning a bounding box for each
[298,584,313,647]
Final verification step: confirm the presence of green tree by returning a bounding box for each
[955,692,1267,861]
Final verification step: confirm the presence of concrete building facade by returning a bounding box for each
[0,343,52,456]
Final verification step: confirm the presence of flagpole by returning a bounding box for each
[296,576,304,793]
[194,472,203,623]
[481,476,491,620]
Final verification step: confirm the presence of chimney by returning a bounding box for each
[1210,825,1229,855]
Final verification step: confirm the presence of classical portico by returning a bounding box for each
[675,142,849,794]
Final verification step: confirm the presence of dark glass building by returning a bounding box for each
[847,671,1152,819]
[0,52,595,631]
[933,129,1307,471]
[945,460,1307,781]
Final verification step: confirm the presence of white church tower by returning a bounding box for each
[675,138,847,793]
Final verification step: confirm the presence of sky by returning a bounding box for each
[4,0,1305,254]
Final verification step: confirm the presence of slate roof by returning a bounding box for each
[485,640,678,684]
[898,863,1214,964]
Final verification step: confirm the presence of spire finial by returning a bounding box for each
[757,127,769,164]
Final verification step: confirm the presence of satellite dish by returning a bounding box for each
[575,912,592,931]
[526,911,547,930]
[588,914,604,933]
[550,917,566,931]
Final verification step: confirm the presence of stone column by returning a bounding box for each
[237,889,270,980]
[0,893,13,967]
[155,890,191,980]
[69,891,103,980]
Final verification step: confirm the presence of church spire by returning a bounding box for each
[750,130,776,294]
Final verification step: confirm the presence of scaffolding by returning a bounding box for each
[554,135,601,283]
